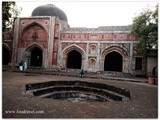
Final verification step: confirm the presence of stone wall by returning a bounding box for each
[147,56,158,76]
[11,16,56,68]
[10,16,146,75]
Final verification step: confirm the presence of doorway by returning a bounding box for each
[104,51,123,72]
[30,47,43,67]
[67,50,82,69]
[2,46,10,65]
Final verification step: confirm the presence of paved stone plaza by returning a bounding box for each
[3,71,157,118]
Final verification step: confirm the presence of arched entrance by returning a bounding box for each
[67,50,82,69]
[104,51,123,72]
[30,47,43,67]
[2,46,10,65]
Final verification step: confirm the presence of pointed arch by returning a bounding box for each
[104,51,123,72]
[67,50,82,69]
[25,42,44,52]
[3,43,11,51]
[20,22,48,43]
[62,44,86,69]
[22,21,48,34]
[62,44,86,59]
[89,58,96,68]
[101,46,129,72]
[102,46,128,60]
[24,42,44,67]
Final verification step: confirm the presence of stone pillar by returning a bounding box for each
[82,58,85,70]
[96,42,101,72]
[129,42,133,74]
[24,51,31,66]
[43,49,48,68]
[11,18,19,65]
[17,48,25,63]
[47,16,55,67]
[98,43,104,71]
[57,41,62,66]
[62,56,66,69]
[84,42,89,71]
[123,57,130,73]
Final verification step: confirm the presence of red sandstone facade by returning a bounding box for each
[2,4,145,76]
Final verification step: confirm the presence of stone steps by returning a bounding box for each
[31,86,122,101]
[26,81,131,98]
[26,81,131,102]
[39,91,110,102]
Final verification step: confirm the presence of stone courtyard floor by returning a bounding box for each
[2,71,158,118]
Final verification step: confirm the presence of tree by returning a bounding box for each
[2,2,22,32]
[131,5,158,55]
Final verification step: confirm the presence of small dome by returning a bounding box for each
[32,4,68,22]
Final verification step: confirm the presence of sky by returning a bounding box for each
[15,1,158,28]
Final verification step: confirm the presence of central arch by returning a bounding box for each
[67,50,82,69]
[30,47,43,67]
[25,43,44,67]
[104,51,123,72]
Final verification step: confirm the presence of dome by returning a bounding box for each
[32,4,68,22]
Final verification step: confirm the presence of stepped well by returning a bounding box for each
[26,81,131,102]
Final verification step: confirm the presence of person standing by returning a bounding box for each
[19,60,24,72]
[24,60,27,71]
[80,69,84,78]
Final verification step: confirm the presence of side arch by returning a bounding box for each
[62,44,86,69]
[62,44,86,59]
[102,46,128,61]
[3,43,11,51]
[101,46,128,72]
[2,44,11,65]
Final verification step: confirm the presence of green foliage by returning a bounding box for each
[2,1,22,32]
[131,5,158,55]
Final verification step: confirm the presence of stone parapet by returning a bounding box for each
[62,26,131,33]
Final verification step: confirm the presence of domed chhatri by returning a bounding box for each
[32,4,68,22]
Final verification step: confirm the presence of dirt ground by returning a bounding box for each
[2,71,158,118]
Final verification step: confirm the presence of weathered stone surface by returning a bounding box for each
[3,4,145,76]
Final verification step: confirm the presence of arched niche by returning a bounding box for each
[21,22,48,43]
[88,58,96,72]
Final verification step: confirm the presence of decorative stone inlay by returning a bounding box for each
[100,43,129,54]
[24,41,46,49]
[21,20,26,25]
[44,20,49,25]
[90,35,98,40]
[62,26,131,33]
[89,44,97,54]
[88,58,96,71]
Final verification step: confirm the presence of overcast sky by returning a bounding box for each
[16,1,158,28]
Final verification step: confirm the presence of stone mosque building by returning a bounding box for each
[3,4,146,76]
